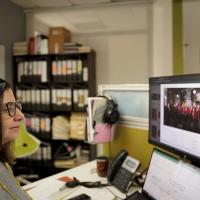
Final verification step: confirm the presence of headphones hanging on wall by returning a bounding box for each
[98,95,120,125]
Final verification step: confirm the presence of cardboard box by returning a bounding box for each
[48,27,71,54]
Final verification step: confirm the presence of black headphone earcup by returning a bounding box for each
[103,101,120,125]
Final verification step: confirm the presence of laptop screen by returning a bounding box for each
[143,149,200,199]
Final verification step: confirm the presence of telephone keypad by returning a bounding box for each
[112,167,133,193]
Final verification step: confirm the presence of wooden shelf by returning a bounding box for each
[13,51,96,179]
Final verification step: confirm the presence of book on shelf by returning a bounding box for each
[28,34,48,55]
[13,41,28,55]
[13,41,27,46]
[54,156,89,168]
[28,37,35,55]
[78,46,91,53]
[17,60,48,82]
[64,42,82,47]
[63,46,91,53]
[54,158,77,168]
[70,113,86,140]
[52,116,70,140]
[35,34,48,54]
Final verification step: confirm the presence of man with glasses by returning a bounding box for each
[0,78,32,199]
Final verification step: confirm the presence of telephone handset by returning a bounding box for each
[107,149,140,193]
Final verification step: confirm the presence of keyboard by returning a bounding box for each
[124,192,150,200]
[67,193,91,200]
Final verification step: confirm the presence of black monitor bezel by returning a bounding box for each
[149,73,200,166]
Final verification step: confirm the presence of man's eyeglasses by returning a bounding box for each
[2,101,22,117]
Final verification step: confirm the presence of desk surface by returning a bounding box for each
[23,160,139,200]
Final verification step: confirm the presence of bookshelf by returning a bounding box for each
[12,51,96,179]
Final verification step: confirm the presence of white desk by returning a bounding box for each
[23,160,139,200]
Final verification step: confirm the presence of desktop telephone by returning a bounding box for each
[107,150,140,193]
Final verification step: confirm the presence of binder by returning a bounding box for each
[41,61,47,82]
[87,97,116,144]
[94,124,116,143]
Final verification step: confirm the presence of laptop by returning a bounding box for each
[124,148,200,200]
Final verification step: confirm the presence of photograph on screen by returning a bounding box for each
[163,87,200,134]
[160,83,200,158]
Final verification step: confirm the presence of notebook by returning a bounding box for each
[124,148,200,200]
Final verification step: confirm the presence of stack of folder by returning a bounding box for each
[13,41,27,55]
[87,97,116,144]
[70,113,86,140]
[52,115,70,140]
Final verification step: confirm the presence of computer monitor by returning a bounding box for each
[143,149,200,199]
[149,74,200,165]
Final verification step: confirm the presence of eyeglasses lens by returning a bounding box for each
[6,101,22,117]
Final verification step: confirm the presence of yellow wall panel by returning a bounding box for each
[103,126,154,170]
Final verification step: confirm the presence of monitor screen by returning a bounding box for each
[149,74,200,163]
[143,149,200,199]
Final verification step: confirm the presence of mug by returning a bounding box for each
[96,156,109,177]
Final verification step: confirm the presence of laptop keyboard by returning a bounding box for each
[123,191,149,200]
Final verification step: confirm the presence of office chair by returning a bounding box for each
[14,122,41,184]
[14,122,40,158]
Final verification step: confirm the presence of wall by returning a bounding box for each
[26,3,153,85]
[72,2,152,85]
[74,31,151,85]
[25,0,180,170]
[26,14,49,40]
[0,45,5,79]
[173,0,183,75]
[25,1,174,85]
[102,0,183,169]
[0,0,25,84]
[103,126,154,170]
[102,0,176,170]
[151,0,173,77]
[183,0,200,74]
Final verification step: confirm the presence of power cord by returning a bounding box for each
[60,177,110,190]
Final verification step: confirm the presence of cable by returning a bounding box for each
[61,178,111,189]
[105,186,123,200]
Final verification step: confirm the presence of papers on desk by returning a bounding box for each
[48,186,80,200]
[59,186,115,200]
[51,175,116,200]
[23,161,131,200]
[86,97,116,144]
[24,177,78,200]
[26,180,116,200]
[25,180,63,200]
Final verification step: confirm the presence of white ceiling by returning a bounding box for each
[10,0,150,9]
[10,0,153,34]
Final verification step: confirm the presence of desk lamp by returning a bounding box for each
[14,122,40,158]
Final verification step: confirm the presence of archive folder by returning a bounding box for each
[94,123,116,143]
[87,97,116,144]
